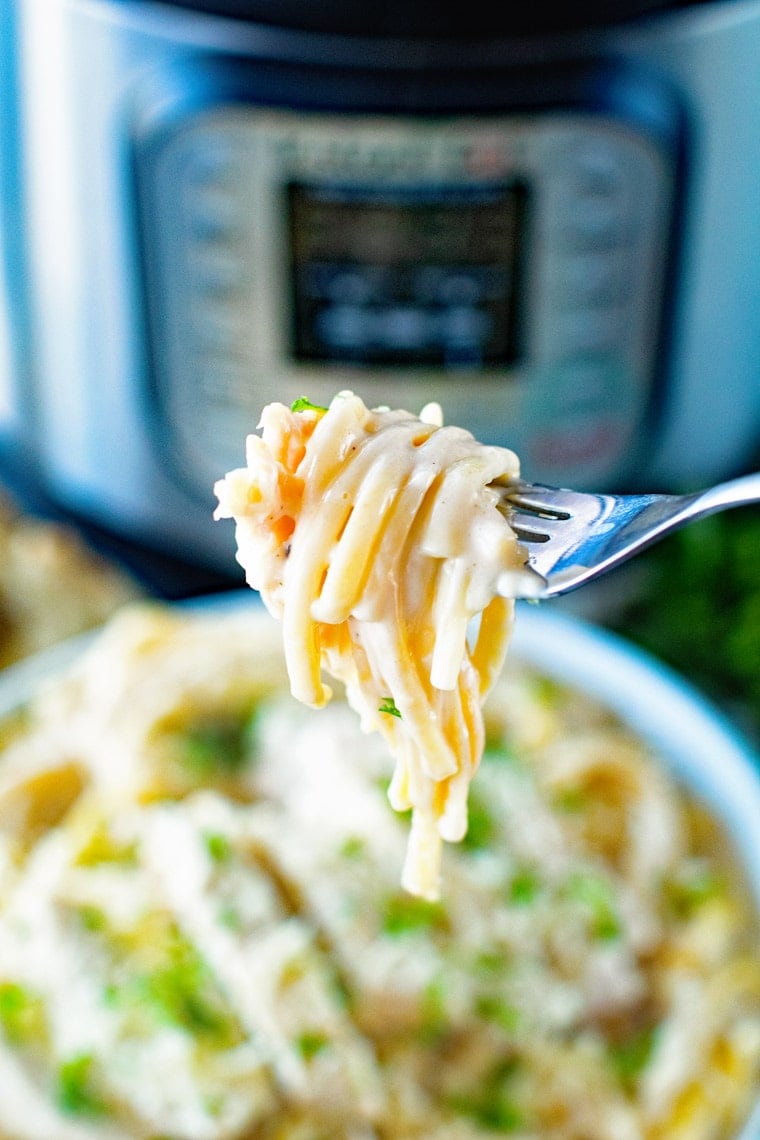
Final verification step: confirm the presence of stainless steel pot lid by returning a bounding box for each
[144,0,713,37]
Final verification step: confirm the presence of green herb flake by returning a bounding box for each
[474,993,521,1034]
[295,1029,330,1061]
[203,1092,225,1118]
[449,1094,523,1133]
[57,1053,107,1116]
[609,1025,659,1092]
[664,865,724,919]
[102,983,119,1008]
[531,675,565,708]
[0,982,46,1045]
[378,696,402,719]
[448,1058,524,1132]
[462,789,495,851]
[203,832,233,865]
[179,714,253,777]
[508,867,541,906]
[473,948,509,976]
[419,976,449,1044]
[142,944,237,1041]
[553,786,588,813]
[290,397,327,413]
[564,871,622,941]
[77,906,108,933]
[109,926,243,1047]
[382,892,449,937]
[338,835,366,860]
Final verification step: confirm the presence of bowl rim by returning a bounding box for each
[510,603,760,1140]
[511,603,760,887]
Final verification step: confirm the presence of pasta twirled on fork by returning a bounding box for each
[214,391,532,898]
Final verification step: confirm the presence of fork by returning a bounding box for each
[496,471,760,599]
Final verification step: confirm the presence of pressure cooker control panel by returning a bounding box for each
[136,105,677,495]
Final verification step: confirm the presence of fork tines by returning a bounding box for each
[496,483,572,544]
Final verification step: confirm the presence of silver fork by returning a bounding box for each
[496,471,760,599]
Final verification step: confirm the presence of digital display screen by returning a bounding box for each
[287,181,529,368]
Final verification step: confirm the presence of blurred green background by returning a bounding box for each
[602,503,760,748]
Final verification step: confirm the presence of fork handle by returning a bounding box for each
[688,471,760,518]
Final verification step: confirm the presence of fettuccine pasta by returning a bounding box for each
[214,391,535,898]
[0,604,758,1139]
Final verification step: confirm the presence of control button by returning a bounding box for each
[440,305,491,346]
[569,144,628,200]
[553,307,624,355]
[325,269,377,305]
[413,265,506,304]
[188,247,244,294]
[313,302,493,356]
[316,304,372,351]
[380,306,432,350]
[191,300,244,351]
[557,197,630,252]
[183,187,240,244]
[304,264,385,303]
[551,251,624,307]
[183,143,237,188]
[437,273,484,306]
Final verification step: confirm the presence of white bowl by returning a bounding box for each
[509,604,760,1140]
[0,596,758,1136]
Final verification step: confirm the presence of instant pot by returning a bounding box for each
[1,0,759,591]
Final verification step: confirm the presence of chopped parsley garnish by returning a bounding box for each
[178,713,254,777]
[142,942,237,1040]
[382,892,449,937]
[419,976,448,1043]
[0,981,46,1045]
[609,1024,659,1091]
[57,1053,107,1116]
[290,397,327,413]
[474,993,521,1033]
[108,924,243,1047]
[531,675,565,707]
[553,786,588,813]
[663,864,723,919]
[508,866,541,906]
[461,788,495,851]
[473,947,510,975]
[77,906,108,932]
[203,831,233,865]
[563,871,622,941]
[378,696,402,719]
[295,1029,330,1061]
[449,1093,523,1132]
[448,1057,524,1132]
[338,835,366,860]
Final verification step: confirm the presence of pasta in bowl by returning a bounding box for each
[0,598,757,1140]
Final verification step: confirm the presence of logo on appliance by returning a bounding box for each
[269,124,518,182]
